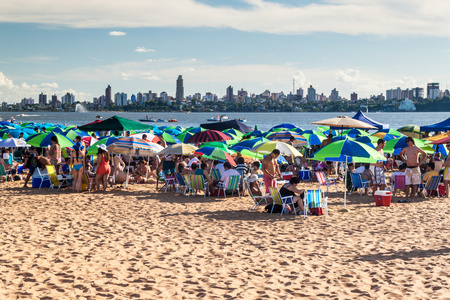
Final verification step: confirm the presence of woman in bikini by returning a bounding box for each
[70,142,85,192]
[95,144,111,191]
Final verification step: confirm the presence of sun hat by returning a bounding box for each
[247,174,259,183]
[97,144,108,152]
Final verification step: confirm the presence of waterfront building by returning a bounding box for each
[62,93,74,105]
[307,85,316,101]
[105,85,112,106]
[137,92,143,103]
[351,92,358,101]
[39,93,47,106]
[398,98,416,111]
[427,83,440,100]
[114,92,127,106]
[131,94,136,103]
[160,91,168,102]
[296,88,303,99]
[226,86,234,103]
[51,95,58,108]
[411,87,424,99]
[331,88,339,101]
[176,75,184,103]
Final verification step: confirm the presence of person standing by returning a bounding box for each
[261,149,282,194]
[398,137,427,200]
[95,144,111,191]
[49,136,62,175]
[70,142,85,192]
[443,143,450,197]
[370,139,387,193]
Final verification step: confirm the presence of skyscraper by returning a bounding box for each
[39,92,47,106]
[105,85,112,106]
[176,75,184,103]
[427,83,440,99]
[226,86,233,102]
[330,88,339,101]
[307,85,316,101]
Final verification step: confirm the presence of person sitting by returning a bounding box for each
[355,163,373,195]
[235,157,249,178]
[433,153,444,172]
[390,163,407,197]
[279,177,306,214]
[132,159,154,183]
[346,163,355,192]
[177,162,190,176]
[219,162,240,190]
[418,162,440,197]
[194,162,212,186]
[61,157,72,175]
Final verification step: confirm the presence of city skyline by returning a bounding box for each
[1,0,450,103]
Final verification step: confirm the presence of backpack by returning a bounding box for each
[265,204,284,214]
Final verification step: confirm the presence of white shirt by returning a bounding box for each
[220,169,240,187]
[187,157,200,168]
[354,166,365,174]
[215,163,225,176]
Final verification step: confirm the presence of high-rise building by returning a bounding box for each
[427,83,440,99]
[307,85,316,101]
[39,93,47,106]
[176,75,184,103]
[62,93,74,105]
[226,86,233,102]
[51,95,58,108]
[296,88,303,99]
[411,87,424,99]
[351,92,358,101]
[131,94,136,103]
[105,85,112,106]
[160,91,168,102]
[114,92,127,106]
[330,88,339,101]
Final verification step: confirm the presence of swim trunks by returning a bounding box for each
[405,166,421,185]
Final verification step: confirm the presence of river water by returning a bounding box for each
[1,111,448,132]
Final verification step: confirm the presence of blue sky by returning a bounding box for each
[0,0,449,103]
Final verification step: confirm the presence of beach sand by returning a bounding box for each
[0,178,450,299]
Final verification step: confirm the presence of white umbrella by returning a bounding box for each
[249,141,302,157]
[310,116,376,130]
[0,138,30,148]
[158,143,198,155]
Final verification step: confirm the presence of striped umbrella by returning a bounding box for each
[250,141,302,156]
[194,147,236,166]
[266,131,307,146]
[131,133,160,143]
[26,132,75,148]
[187,130,232,144]
[87,137,120,155]
[159,144,198,155]
[107,137,161,155]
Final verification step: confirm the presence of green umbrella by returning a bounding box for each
[200,142,236,154]
[223,128,244,139]
[384,136,428,154]
[397,125,423,139]
[78,115,153,131]
[86,137,119,155]
[25,132,75,148]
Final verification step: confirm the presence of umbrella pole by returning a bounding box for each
[344,156,348,209]
[125,158,131,189]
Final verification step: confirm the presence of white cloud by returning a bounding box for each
[109,31,126,36]
[41,82,59,88]
[135,47,155,53]
[0,72,15,89]
[0,0,449,37]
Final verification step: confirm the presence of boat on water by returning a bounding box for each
[168,119,178,122]
[95,115,102,119]
[139,119,157,123]
[207,115,230,122]
[238,118,247,122]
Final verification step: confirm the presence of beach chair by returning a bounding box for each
[349,172,372,196]
[211,169,222,181]
[392,174,406,197]
[84,171,95,192]
[268,186,296,216]
[316,171,338,195]
[46,165,67,192]
[35,167,51,189]
[423,175,442,198]
[303,190,328,220]
[246,180,271,212]
[217,175,241,198]
[175,172,188,195]
[0,164,13,181]
[189,175,209,197]
[163,173,177,193]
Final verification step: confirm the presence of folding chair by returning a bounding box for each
[0,164,14,181]
[392,174,406,197]
[217,175,241,198]
[268,186,296,216]
[188,175,209,197]
[84,171,95,192]
[349,172,372,196]
[46,165,67,192]
[35,167,51,189]
[163,173,178,193]
[175,172,189,195]
[316,171,338,194]
[246,180,270,212]
[303,190,328,220]
[423,175,442,198]
[211,169,222,181]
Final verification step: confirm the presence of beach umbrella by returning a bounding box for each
[187,130,232,144]
[311,116,376,130]
[243,130,267,138]
[176,131,195,143]
[81,136,98,147]
[26,132,75,148]
[231,137,269,150]
[297,129,326,136]
[131,133,160,143]
[0,129,29,139]
[200,142,236,154]
[332,135,354,142]
[223,128,244,139]
[397,125,422,139]
[266,131,308,146]
[374,129,403,138]
[311,139,387,209]
[163,128,183,136]
[231,150,264,162]
[425,131,450,142]
[384,137,428,155]
[0,121,19,128]
[371,132,397,141]
[78,115,153,131]
[194,147,236,166]
[429,136,450,145]
[87,137,119,155]
[0,138,30,148]
[62,129,89,140]
[161,132,181,144]
[250,141,302,157]
[269,123,298,131]
[355,136,379,147]
[301,133,326,146]
[342,128,369,138]
[159,143,198,155]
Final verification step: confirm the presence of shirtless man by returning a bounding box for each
[443,142,450,197]
[320,134,333,176]
[261,149,282,193]
[370,139,386,193]
[398,137,427,200]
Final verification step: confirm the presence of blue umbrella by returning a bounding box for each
[269,123,298,131]
[0,129,29,139]
[231,137,269,150]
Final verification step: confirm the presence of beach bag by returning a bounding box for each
[309,208,323,216]
[265,204,284,213]
[211,189,225,197]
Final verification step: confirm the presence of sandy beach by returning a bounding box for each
[1,179,450,299]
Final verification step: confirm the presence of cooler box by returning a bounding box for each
[438,184,446,196]
[282,172,293,181]
[374,190,392,206]
[31,169,50,188]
